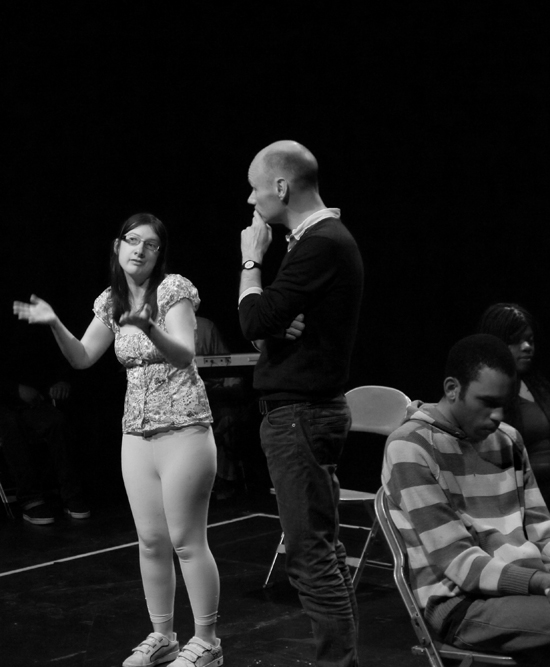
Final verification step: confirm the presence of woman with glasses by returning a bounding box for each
[479,302,550,509]
[13,213,222,667]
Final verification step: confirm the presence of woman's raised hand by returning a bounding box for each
[119,303,154,333]
[13,295,58,326]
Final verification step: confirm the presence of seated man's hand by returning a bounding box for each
[18,384,43,407]
[528,570,550,598]
[285,313,305,340]
[49,381,71,402]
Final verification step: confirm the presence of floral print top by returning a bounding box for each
[93,274,212,436]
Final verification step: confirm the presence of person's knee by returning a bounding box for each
[173,536,206,563]
[138,532,172,560]
[174,544,194,562]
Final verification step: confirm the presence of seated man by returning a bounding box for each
[382,334,550,666]
[1,324,90,525]
[0,380,90,524]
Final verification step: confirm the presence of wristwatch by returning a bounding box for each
[241,260,262,270]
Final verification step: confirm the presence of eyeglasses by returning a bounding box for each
[122,234,160,253]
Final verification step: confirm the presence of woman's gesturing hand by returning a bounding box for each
[13,295,58,326]
[119,303,154,334]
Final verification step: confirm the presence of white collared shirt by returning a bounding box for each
[286,207,341,251]
[238,285,263,304]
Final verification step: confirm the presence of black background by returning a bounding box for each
[4,1,549,408]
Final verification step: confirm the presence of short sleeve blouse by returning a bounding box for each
[93,274,212,435]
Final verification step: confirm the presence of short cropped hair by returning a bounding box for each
[445,334,516,395]
[262,149,319,191]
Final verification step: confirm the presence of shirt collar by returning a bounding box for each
[286,208,341,249]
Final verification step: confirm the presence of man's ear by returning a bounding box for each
[276,177,289,204]
[443,376,461,402]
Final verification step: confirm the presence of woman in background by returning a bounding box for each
[14,213,223,667]
[479,302,550,508]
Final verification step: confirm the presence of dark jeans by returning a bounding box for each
[0,403,82,508]
[260,397,359,667]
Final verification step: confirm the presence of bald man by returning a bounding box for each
[239,141,364,667]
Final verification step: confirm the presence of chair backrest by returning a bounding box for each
[374,487,445,666]
[345,385,411,435]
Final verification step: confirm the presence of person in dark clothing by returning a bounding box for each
[478,302,550,508]
[238,140,364,667]
[0,326,90,524]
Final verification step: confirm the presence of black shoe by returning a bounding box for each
[23,502,55,525]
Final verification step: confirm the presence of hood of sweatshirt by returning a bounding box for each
[403,399,469,441]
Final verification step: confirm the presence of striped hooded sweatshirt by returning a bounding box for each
[382,401,550,636]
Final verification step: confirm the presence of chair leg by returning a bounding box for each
[0,479,15,520]
[350,521,377,588]
[266,506,392,590]
[349,502,393,588]
[412,645,446,667]
[263,532,286,587]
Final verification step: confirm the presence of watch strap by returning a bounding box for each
[241,260,262,270]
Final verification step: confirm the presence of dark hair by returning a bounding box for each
[478,303,534,345]
[445,333,516,396]
[263,147,319,191]
[478,303,550,422]
[110,213,168,323]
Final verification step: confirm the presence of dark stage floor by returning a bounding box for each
[0,489,423,667]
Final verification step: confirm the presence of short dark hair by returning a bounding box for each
[478,303,534,345]
[445,334,516,395]
[262,148,319,191]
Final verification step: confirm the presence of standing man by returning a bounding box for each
[239,140,364,667]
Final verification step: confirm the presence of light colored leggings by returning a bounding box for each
[121,425,219,628]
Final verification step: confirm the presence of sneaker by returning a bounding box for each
[64,498,91,519]
[123,632,179,667]
[168,637,223,667]
[23,502,55,525]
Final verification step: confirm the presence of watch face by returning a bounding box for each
[243,260,261,270]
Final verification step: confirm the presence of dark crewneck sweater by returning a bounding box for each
[239,217,364,400]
